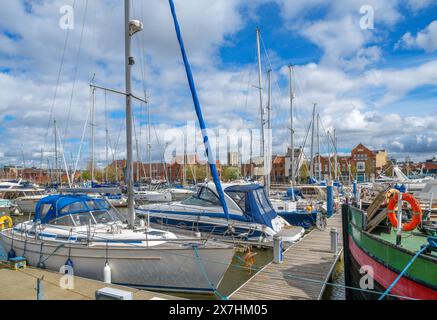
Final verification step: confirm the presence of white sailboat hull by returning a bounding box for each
[0,230,234,294]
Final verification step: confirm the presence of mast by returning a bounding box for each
[256,28,265,185]
[147,102,152,184]
[317,114,321,181]
[310,103,316,179]
[288,65,295,186]
[266,69,272,194]
[124,0,141,227]
[334,129,338,181]
[105,91,109,183]
[90,87,96,183]
[327,130,332,180]
[169,0,230,220]
[54,120,59,184]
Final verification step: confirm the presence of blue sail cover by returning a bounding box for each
[34,195,109,224]
[225,185,278,229]
[168,0,230,221]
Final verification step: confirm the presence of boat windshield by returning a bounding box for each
[50,209,121,227]
[226,191,247,212]
[181,187,221,207]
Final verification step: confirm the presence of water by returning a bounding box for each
[322,257,346,300]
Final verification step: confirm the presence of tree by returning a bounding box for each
[81,171,91,181]
[222,167,241,181]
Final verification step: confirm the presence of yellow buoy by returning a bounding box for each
[0,216,13,231]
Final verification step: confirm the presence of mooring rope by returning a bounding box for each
[192,245,228,300]
[378,244,429,300]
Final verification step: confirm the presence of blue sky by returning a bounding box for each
[0,0,436,170]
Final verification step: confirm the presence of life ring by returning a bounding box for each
[0,216,13,230]
[387,192,422,231]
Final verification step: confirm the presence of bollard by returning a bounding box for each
[327,181,334,217]
[273,235,283,264]
[330,228,339,255]
[36,277,44,300]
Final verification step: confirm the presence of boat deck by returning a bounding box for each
[230,213,343,300]
[376,229,437,257]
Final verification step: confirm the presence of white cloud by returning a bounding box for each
[397,20,437,53]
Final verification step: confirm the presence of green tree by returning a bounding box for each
[81,171,91,181]
[222,167,241,181]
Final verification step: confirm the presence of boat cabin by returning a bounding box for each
[34,195,125,227]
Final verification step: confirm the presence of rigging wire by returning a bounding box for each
[41,0,78,175]
[62,0,89,146]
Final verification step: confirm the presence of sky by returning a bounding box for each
[0,0,436,170]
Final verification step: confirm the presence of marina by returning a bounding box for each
[0,0,436,306]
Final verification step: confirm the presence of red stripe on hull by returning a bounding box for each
[349,236,437,300]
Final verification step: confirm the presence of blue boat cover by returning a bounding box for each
[225,184,278,229]
[278,211,318,229]
[34,195,109,224]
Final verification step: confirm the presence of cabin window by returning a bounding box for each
[255,188,273,213]
[226,191,247,211]
[71,212,95,226]
[86,199,109,211]
[51,215,75,227]
[198,187,221,206]
[39,204,52,220]
[92,211,115,224]
[181,187,221,207]
[61,202,88,214]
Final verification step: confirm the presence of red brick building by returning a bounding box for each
[271,156,286,183]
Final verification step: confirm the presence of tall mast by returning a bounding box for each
[334,129,338,181]
[256,28,265,184]
[169,0,230,220]
[327,130,332,180]
[105,91,109,183]
[317,114,321,181]
[310,103,316,179]
[288,65,295,186]
[266,69,272,194]
[54,120,59,184]
[147,102,152,184]
[90,88,96,182]
[125,0,137,227]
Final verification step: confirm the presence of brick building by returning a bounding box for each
[350,143,388,182]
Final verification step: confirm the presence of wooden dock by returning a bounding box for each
[230,213,343,300]
[0,265,183,300]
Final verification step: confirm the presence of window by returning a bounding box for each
[254,188,274,214]
[40,204,52,220]
[357,161,365,172]
[51,215,75,227]
[61,201,88,214]
[181,187,221,207]
[227,191,247,211]
[92,211,115,224]
[71,212,95,226]
[198,187,221,206]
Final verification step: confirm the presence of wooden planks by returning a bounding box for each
[230,213,343,300]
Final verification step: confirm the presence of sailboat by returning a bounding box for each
[0,0,235,295]
[138,25,305,244]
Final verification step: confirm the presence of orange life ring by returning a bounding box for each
[387,192,422,231]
